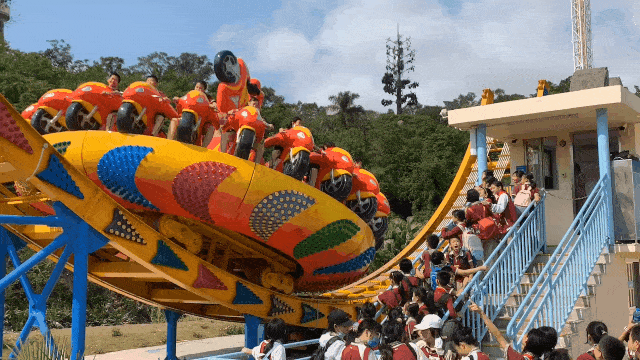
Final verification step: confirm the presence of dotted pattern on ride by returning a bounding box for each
[269,295,295,317]
[151,240,188,271]
[193,264,228,290]
[233,282,263,305]
[293,219,360,259]
[313,247,376,275]
[52,141,71,155]
[300,303,325,324]
[97,146,159,211]
[0,102,33,154]
[249,190,316,240]
[36,155,84,199]
[172,162,236,223]
[104,208,146,245]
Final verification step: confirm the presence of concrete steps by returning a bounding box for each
[480,246,612,359]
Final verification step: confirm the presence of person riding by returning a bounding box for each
[167,80,219,144]
[105,72,122,95]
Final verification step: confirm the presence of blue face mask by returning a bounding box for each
[367,337,380,348]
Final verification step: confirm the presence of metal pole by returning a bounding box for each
[70,230,88,360]
[476,124,488,185]
[0,229,7,355]
[596,108,615,243]
[164,310,181,360]
[244,314,263,351]
[470,128,477,156]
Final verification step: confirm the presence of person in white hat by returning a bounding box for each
[414,314,444,360]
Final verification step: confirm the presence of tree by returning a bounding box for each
[41,40,73,70]
[168,52,214,81]
[381,27,419,114]
[635,85,640,97]
[443,92,479,110]
[494,88,526,103]
[97,56,126,74]
[131,51,173,77]
[261,86,285,108]
[328,91,365,126]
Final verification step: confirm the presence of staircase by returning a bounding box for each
[480,246,612,359]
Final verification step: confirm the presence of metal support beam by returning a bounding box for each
[244,314,263,351]
[476,124,488,185]
[0,230,7,355]
[596,108,615,243]
[164,309,182,360]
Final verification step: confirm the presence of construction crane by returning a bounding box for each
[572,0,593,70]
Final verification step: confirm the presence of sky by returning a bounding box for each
[5,0,640,112]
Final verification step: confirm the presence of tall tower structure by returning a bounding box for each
[571,0,593,70]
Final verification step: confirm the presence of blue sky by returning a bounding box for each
[6,0,640,111]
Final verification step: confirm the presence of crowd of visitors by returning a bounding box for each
[245,306,637,360]
[439,169,543,265]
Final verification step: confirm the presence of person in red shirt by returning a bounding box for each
[469,301,557,360]
[414,314,444,360]
[342,318,381,360]
[376,271,410,308]
[433,271,457,318]
[485,178,518,235]
[441,210,466,240]
[451,326,489,360]
[378,321,424,360]
[404,303,423,341]
[577,321,608,360]
[445,237,475,292]
[421,234,440,268]
[619,324,640,360]
[511,170,525,199]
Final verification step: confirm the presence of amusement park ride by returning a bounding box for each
[0,3,638,358]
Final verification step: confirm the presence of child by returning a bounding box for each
[596,336,626,360]
[377,271,411,308]
[577,321,608,360]
[413,314,444,360]
[319,309,354,360]
[469,301,557,360]
[451,326,489,360]
[445,237,475,292]
[241,318,287,360]
[412,287,437,316]
[404,303,424,341]
[342,318,382,360]
[378,320,425,360]
[441,210,466,240]
[421,234,440,267]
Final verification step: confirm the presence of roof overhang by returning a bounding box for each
[448,85,640,139]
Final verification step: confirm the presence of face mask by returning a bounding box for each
[367,337,380,348]
[479,197,485,201]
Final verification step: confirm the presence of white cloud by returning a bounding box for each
[209,0,640,111]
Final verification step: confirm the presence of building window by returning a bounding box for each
[524,137,558,190]
[627,261,640,308]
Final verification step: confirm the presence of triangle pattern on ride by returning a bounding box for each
[233,282,263,305]
[193,264,228,290]
[36,155,84,199]
[151,240,188,271]
[300,303,325,324]
[269,295,294,317]
[0,101,33,154]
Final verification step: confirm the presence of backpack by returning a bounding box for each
[312,336,341,360]
[476,217,499,240]
[433,291,452,318]
[459,225,483,255]
[441,319,463,360]
[430,266,443,291]
[514,184,533,207]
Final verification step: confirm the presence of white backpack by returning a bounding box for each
[458,224,482,254]
[514,184,533,207]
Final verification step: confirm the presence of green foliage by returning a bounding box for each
[369,213,429,272]
[381,32,419,114]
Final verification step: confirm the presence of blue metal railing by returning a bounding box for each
[442,192,547,345]
[505,175,611,349]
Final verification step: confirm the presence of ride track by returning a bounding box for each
[0,93,510,331]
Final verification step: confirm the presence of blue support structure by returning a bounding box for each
[596,108,615,243]
[164,309,182,360]
[244,314,263,351]
[0,233,6,355]
[0,202,108,359]
[476,124,488,185]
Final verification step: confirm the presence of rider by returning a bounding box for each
[106,72,122,94]
[167,80,218,141]
[270,117,303,169]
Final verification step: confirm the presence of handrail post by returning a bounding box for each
[596,108,615,244]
